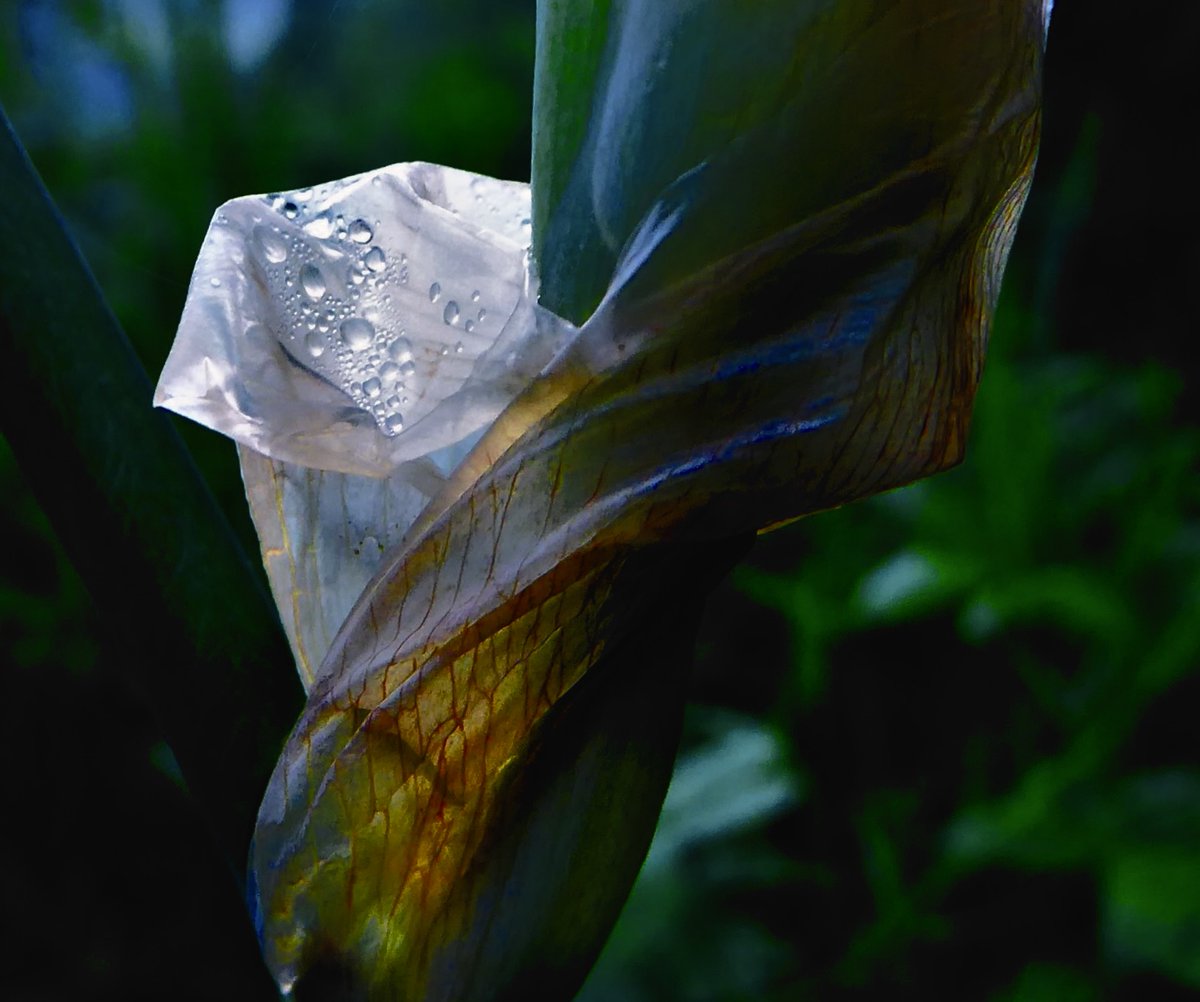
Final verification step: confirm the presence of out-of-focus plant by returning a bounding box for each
[585,335,1200,1001]
[148,2,1049,998]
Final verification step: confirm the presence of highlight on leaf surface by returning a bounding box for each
[155,2,1049,998]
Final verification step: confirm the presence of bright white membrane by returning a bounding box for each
[156,162,571,477]
[155,163,575,686]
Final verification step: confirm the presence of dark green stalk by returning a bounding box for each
[531,0,614,322]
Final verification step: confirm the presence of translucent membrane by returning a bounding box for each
[155,163,571,478]
[155,164,574,680]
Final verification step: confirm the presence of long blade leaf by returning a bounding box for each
[0,104,302,882]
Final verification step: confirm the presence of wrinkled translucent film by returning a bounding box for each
[155,163,572,477]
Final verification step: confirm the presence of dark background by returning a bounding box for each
[2,1,1198,999]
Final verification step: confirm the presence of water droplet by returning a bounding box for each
[300,264,326,300]
[209,276,222,288]
[385,394,401,409]
[477,308,487,323]
[379,362,400,384]
[363,377,382,398]
[282,202,299,219]
[348,219,373,243]
[364,246,386,272]
[340,317,375,351]
[303,213,334,239]
[429,282,441,303]
[464,320,476,334]
[388,336,413,363]
[454,341,463,353]
[385,413,405,434]
[443,301,460,325]
[305,331,326,358]
[471,290,481,302]
[253,224,289,263]
[399,360,417,377]
[349,268,365,285]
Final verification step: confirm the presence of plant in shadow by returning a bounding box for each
[3,2,1050,1000]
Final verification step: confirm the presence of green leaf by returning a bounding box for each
[0,103,301,883]
[532,0,613,315]
[991,963,1098,1002]
[643,715,802,872]
[1105,848,1200,986]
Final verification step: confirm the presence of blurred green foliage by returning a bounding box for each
[1,2,1197,999]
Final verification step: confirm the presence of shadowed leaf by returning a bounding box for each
[0,103,300,896]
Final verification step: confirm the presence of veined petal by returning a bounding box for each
[240,3,1049,998]
[538,0,1049,324]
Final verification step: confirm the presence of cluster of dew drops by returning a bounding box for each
[245,179,489,437]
